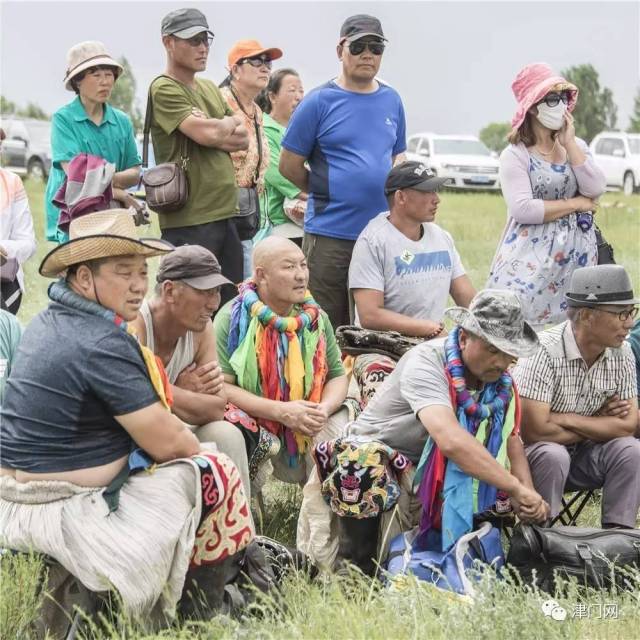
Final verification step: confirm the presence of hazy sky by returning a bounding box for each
[1,0,638,137]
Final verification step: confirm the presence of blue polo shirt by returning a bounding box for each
[282,80,406,241]
[44,96,140,242]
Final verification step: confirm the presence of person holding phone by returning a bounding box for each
[487,63,606,330]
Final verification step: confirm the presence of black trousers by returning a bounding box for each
[302,233,356,329]
[0,279,22,315]
[161,218,243,307]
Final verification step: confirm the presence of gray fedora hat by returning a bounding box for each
[445,289,539,358]
[565,265,639,307]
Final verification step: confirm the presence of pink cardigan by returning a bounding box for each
[499,140,606,225]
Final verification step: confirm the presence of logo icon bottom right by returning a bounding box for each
[541,599,567,621]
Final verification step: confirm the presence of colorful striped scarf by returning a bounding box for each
[414,327,519,550]
[227,280,328,462]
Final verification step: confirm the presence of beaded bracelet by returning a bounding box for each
[425,323,445,340]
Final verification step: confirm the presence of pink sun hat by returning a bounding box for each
[510,62,578,130]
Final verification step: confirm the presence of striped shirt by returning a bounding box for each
[512,321,637,416]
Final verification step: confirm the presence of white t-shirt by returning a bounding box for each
[348,212,465,323]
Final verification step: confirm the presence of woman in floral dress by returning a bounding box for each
[487,63,606,329]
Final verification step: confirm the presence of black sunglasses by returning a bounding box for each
[239,56,272,69]
[596,307,639,322]
[540,91,571,108]
[180,33,214,48]
[345,39,385,56]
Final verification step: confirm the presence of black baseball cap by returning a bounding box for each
[161,8,214,39]
[157,245,230,290]
[384,161,451,195]
[339,14,387,43]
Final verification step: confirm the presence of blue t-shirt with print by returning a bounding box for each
[282,80,406,241]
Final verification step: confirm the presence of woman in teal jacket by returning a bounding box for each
[257,69,306,244]
[45,41,140,242]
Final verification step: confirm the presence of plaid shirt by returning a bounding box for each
[512,321,637,416]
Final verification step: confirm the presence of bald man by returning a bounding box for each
[213,237,349,493]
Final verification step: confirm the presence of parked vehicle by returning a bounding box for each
[590,131,640,196]
[0,117,52,180]
[405,133,500,191]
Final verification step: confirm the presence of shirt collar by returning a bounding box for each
[70,96,116,125]
[562,320,611,364]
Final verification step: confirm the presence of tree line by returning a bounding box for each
[480,64,639,152]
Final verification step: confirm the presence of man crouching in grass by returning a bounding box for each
[298,290,549,574]
[0,210,253,631]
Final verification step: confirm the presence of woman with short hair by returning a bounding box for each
[44,41,141,242]
[487,63,606,329]
[220,40,282,276]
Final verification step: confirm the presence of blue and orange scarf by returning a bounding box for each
[413,327,520,550]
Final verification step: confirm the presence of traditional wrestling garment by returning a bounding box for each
[0,282,254,622]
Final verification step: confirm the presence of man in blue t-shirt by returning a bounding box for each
[280,14,407,328]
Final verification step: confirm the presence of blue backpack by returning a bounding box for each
[385,521,504,595]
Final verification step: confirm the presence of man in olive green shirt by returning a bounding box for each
[153,8,249,303]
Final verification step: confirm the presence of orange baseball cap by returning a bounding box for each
[227,39,283,68]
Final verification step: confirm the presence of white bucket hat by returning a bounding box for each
[63,41,123,91]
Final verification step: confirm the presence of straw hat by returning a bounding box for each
[63,41,123,91]
[40,210,173,278]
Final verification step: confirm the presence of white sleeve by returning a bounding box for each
[2,175,36,265]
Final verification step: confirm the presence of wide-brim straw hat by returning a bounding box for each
[40,209,173,278]
[510,62,578,130]
[63,41,123,91]
[445,289,539,359]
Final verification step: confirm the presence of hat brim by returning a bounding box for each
[64,57,123,91]
[408,177,452,192]
[170,26,215,39]
[270,221,304,239]
[565,293,640,307]
[343,32,388,43]
[40,234,173,278]
[230,47,283,66]
[444,306,540,358]
[180,273,232,290]
[511,76,578,130]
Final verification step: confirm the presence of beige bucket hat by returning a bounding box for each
[63,41,123,91]
[40,210,173,278]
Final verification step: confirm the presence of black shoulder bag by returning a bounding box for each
[140,75,189,215]
[228,85,262,241]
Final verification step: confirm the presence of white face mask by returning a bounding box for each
[536,102,567,130]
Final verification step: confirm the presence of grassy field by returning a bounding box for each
[3,179,640,639]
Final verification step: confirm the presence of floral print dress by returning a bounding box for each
[488,155,597,327]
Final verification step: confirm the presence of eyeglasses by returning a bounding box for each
[345,39,385,56]
[239,56,272,69]
[540,91,571,108]
[179,33,214,48]
[596,307,639,322]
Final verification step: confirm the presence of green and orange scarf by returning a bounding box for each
[227,280,328,463]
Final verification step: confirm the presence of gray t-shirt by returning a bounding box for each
[348,339,452,462]
[348,212,465,323]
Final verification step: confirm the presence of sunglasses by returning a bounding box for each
[540,91,571,108]
[596,307,639,322]
[239,56,272,69]
[177,33,214,48]
[345,39,385,56]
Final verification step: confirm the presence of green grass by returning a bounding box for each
[4,179,640,639]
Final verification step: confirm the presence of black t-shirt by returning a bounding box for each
[0,303,159,472]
